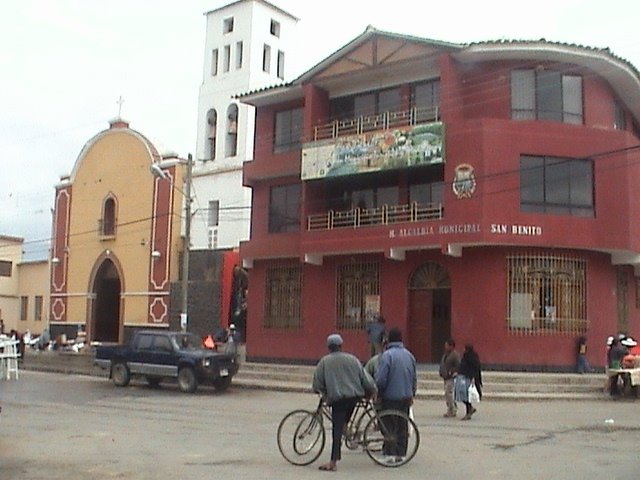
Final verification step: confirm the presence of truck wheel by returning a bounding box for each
[213,376,232,392]
[177,367,198,393]
[146,376,162,388]
[112,362,130,387]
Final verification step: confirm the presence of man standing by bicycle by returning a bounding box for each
[312,333,377,472]
[375,327,417,464]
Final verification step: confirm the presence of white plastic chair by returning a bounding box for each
[0,340,19,380]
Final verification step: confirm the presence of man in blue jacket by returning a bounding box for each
[375,327,417,463]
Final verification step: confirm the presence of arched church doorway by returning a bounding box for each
[91,258,121,342]
[408,262,451,363]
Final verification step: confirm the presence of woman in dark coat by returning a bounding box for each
[454,344,482,420]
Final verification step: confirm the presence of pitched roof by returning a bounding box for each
[237,27,640,122]
[204,0,299,21]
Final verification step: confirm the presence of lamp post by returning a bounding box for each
[150,153,193,332]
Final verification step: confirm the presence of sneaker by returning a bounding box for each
[383,456,397,465]
[443,412,456,418]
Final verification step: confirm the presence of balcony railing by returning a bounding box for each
[313,106,439,142]
[307,202,443,231]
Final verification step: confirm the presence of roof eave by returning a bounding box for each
[236,84,304,107]
[294,26,463,85]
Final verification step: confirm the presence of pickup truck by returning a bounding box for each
[94,330,238,393]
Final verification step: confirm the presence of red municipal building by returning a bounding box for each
[239,27,640,369]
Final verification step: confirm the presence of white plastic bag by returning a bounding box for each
[468,383,481,404]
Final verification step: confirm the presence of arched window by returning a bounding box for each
[206,109,217,161]
[101,196,117,236]
[226,104,238,157]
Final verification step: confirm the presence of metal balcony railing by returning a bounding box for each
[313,106,439,142]
[307,202,443,231]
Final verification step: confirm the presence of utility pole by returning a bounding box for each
[180,154,193,332]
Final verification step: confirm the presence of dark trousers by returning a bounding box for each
[330,397,359,461]
[381,398,410,457]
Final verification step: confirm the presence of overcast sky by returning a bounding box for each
[2,0,639,260]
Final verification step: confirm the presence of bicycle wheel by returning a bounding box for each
[277,409,325,466]
[363,410,420,467]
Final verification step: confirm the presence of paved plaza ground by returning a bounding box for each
[0,371,638,480]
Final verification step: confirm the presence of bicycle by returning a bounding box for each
[277,397,419,467]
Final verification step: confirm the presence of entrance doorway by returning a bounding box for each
[91,259,121,342]
[408,262,451,363]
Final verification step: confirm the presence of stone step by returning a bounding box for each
[20,351,608,400]
[235,371,603,394]
[231,377,605,401]
[237,363,605,389]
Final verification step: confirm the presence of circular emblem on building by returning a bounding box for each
[452,163,476,199]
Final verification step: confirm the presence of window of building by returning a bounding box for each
[0,260,11,277]
[223,17,234,34]
[264,265,301,329]
[235,41,243,69]
[412,79,440,122]
[408,164,445,207]
[277,50,285,80]
[520,155,593,217]
[511,69,583,124]
[225,104,238,157]
[614,101,627,131]
[34,295,43,321]
[330,87,402,121]
[100,196,117,236]
[337,262,380,330]
[206,109,217,161]
[507,253,587,335]
[20,296,28,321]
[409,182,444,206]
[270,19,280,37]
[211,49,219,76]
[274,107,303,153]
[208,200,220,227]
[269,184,301,233]
[262,44,271,73]
[223,45,231,73]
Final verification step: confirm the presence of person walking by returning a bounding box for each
[439,339,460,417]
[576,336,591,374]
[454,344,482,420]
[366,315,386,358]
[375,327,417,463]
[312,333,377,472]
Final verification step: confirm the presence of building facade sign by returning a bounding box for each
[301,121,444,180]
[388,223,543,238]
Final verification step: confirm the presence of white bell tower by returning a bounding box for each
[192,0,298,250]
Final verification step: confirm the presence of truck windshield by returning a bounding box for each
[172,333,202,351]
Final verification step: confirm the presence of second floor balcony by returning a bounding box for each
[307,202,443,231]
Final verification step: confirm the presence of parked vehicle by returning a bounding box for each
[94,330,239,393]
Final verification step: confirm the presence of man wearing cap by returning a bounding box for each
[312,333,377,472]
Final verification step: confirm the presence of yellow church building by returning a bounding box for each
[49,118,185,343]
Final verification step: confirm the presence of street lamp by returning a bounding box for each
[150,153,193,332]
